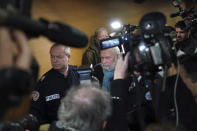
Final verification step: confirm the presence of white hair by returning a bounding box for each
[101,47,120,71]
[50,44,71,56]
[112,46,120,55]
[64,46,71,56]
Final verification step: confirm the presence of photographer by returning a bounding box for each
[156,63,197,131]
[175,20,197,57]
[179,54,197,99]
[0,27,38,130]
[175,20,191,43]
[108,51,158,131]
[0,27,32,121]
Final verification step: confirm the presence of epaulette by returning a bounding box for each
[40,75,46,82]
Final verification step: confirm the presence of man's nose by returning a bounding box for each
[102,58,107,64]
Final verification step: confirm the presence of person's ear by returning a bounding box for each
[67,55,71,60]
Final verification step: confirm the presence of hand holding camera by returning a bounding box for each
[114,52,130,80]
[0,27,32,71]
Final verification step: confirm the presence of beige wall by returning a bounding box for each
[30,0,181,78]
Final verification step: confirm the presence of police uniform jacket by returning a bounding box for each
[30,66,79,125]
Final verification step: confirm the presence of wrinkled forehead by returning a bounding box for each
[50,45,65,54]
[100,48,115,57]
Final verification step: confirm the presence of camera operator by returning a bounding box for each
[143,20,197,131]
[92,46,120,92]
[179,54,197,99]
[147,23,197,130]
[175,20,191,43]
[0,27,39,130]
[155,63,197,131]
[175,20,197,57]
[155,20,197,131]
[107,51,158,131]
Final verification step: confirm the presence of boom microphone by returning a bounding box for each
[0,8,88,48]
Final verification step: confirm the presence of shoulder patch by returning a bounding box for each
[145,91,152,101]
[32,91,40,101]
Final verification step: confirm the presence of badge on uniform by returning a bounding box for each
[40,75,46,82]
[45,94,60,101]
[145,91,152,101]
[32,91,40,101]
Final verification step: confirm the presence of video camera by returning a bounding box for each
[101,12,176,75]
[76,67,92,84]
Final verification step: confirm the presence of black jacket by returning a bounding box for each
[48,79,129,131]
[30,66,80,125]
[104,79,130,131]
[92,64,103,85]
[157,75,197,131]
[106,75,161,131]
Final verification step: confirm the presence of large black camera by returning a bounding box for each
[101,12,176,75]
[76,67,92,84]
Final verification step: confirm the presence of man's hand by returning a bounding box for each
[114,52,130,80]
[0,27,32,71]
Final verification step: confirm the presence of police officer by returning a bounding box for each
[30,44,79,125]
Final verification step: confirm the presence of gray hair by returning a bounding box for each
[58,83,112,131]
[94,27,108,38]
[50,44,71,56]
[112,46,120,55]
[100,47,120,71]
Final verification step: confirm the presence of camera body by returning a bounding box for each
[77,67,92,84]
[100,12,176,75]
[100,37,122,50]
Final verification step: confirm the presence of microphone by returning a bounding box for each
[0,8,88,48]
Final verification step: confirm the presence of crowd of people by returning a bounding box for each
[1,9,197,131]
